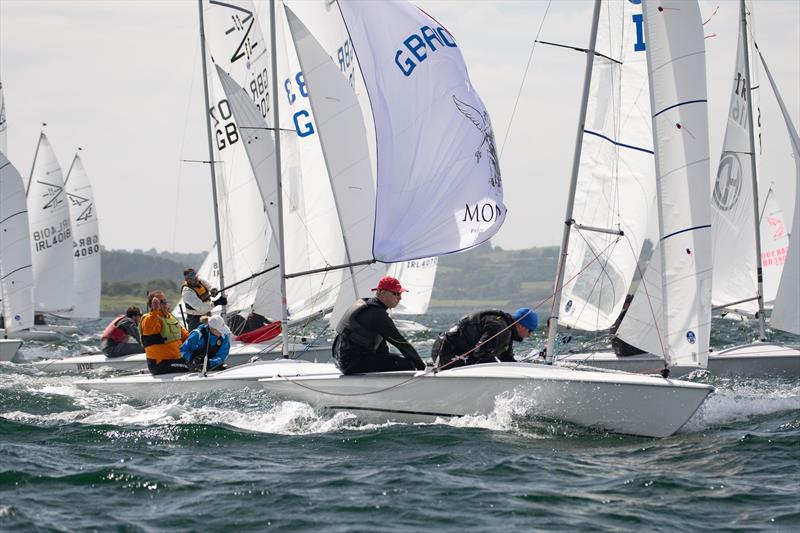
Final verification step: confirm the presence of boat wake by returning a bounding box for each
[684,380,800,430]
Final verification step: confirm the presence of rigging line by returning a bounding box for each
[622,234,667,362]
[572,227,622,333]
[498,0,552,157]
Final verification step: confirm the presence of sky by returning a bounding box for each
[1,0,798,255]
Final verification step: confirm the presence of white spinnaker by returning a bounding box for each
[338,0,506,262]
[25,133,74,313]
[559,0,655,331]
[385,257,439,315]
[758,185,789,306]
[710,11,763,315]
[64,153,101,319]
[204,0,281,319]
[759,48,800,334]
[0,78,6,155]
[617,0,711,369]
[284,6,383,325]
[0,152,34,332]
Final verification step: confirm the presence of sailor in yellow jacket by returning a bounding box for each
[140,290,190,375]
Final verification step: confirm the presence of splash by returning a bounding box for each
[685,380,800,430]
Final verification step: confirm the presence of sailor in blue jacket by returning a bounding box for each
[180,315,232,371]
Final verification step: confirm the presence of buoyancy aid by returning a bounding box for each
[335,299,384,355]
[183,281,210,311]
[442,310,513,355]
[188,325,223,359]
[140,313,184,348]
[101,316,128,343]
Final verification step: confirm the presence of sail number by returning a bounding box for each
[74,235,100,258]
[284,71,314,138]
[210,99,239,150]
[33,219,71,252]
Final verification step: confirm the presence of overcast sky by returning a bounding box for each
[1,0,798,255]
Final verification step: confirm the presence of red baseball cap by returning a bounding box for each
[371,276,408,293]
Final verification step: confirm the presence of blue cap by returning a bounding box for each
[513,307,538,332]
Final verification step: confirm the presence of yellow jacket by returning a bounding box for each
[139,310,189,363]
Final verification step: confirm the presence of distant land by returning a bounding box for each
[99,244,560,314]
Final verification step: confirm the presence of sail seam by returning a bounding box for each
[583,130,654,154]
[0,210,27,225]
[653,99,707,118]
[661,224,711,241]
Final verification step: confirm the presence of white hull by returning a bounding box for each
[256,362,713,438]
[76,359,339,401]
[557,342,800,378]
[0,339,23,361]
[0,327,62,341]
[34,341,332,373]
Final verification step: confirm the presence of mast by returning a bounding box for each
[545,0,602,361]
[269,0,291,356]
[197,0,227,312]
[740,0,767,340]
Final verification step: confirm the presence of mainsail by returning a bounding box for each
[616,0,712,369]
[0,152,34,332]
[25,132,74,313]
[558,0,656,332]
[64,152,101,319]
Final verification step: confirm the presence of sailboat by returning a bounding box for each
[0,151,32,361]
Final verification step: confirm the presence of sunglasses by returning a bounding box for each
[390,291,402,297]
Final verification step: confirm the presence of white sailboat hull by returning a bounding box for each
[557,342,800,378]
[256,362,713,438]
[0,339,22,361]
[0,327,63,341]
[34,340,332,373]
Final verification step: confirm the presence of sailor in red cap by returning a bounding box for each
[333,276,426,374]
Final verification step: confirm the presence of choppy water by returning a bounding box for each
[1,313,799,531]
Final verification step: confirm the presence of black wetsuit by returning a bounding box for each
[333,298,425,375]
[431,309,522,367]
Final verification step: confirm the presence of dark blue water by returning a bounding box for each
[1,314,799,531]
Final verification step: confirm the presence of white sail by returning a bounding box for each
[559,0,655,331]
[0,78,6,155]
[709,11,763,314]
[758,184,789,306]
[0,152,34,332]
[64,153,101,319]
[759,48,800,334]
[385,257,438,315]
[25,133,74,313]
[338,0,506,262]
[617,0,711,369]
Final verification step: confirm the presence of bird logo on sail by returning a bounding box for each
[712,151,743,211]
[37,181,64,210]
[453,95,501,189]
[67,192,94,222]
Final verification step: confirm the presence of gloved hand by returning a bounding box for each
[213,294,228,307]
[210,288,219,297]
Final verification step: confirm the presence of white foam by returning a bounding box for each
[685,382,800,430]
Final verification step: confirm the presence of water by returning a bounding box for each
[1,314,799,531]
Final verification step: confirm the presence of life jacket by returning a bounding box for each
[439,309,513,362]
[183,281,211,311]
[140,313,184,348]
[335,298,384,355]
[188,324,223,359]
[101,316,128,343]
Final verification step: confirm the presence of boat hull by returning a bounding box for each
[557,342,800,378]
[257,362,714,438]
[0,339,23,362]
[34,341,332,373]
[0,328,63,341]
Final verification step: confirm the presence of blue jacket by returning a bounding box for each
[180,324,230,369]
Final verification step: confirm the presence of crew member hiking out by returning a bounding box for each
[100,306,144,358]
[180,315,231,372]
[431,307,538,368]
[141,290,190,375]
[181,267,227,331]
[333,276,426,375]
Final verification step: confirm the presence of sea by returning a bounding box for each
[1,312,798,532]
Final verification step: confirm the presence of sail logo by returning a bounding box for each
[767,215,785,240]
[37,181,64,210]
[211,0,261,67]
[66,192,93,222]
[565,300,574,313]
[686,330,696,344]
[462,202,504,224]
[453,95,501,188]
[395,25,457,77]
[713,152,742,211]
[629,0,646,52]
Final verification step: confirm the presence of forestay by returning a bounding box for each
[559,0,655,331]
[0,152,34,332]
[760,49,800,334]
[338,0,505,262]
[64,153,101,319]
[617,0,711,369]
[25,133,74,313]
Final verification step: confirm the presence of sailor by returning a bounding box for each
[140,290,190,375]
[180,315,231,372]
[181,268,227,331]
[430,307,537,368]
[333,276,426,374]
[100,306,144,358]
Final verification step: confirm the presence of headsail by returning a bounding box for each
[337,0,506,262]
[64,152,101,319]
[25,133,74,313]
[759,48,800,334]
[617,0,711,369]
[558,0,656,331]
[385,257,438,315]
[0,152,34,332]
[0,78,7,155]
[759,184,789,306]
